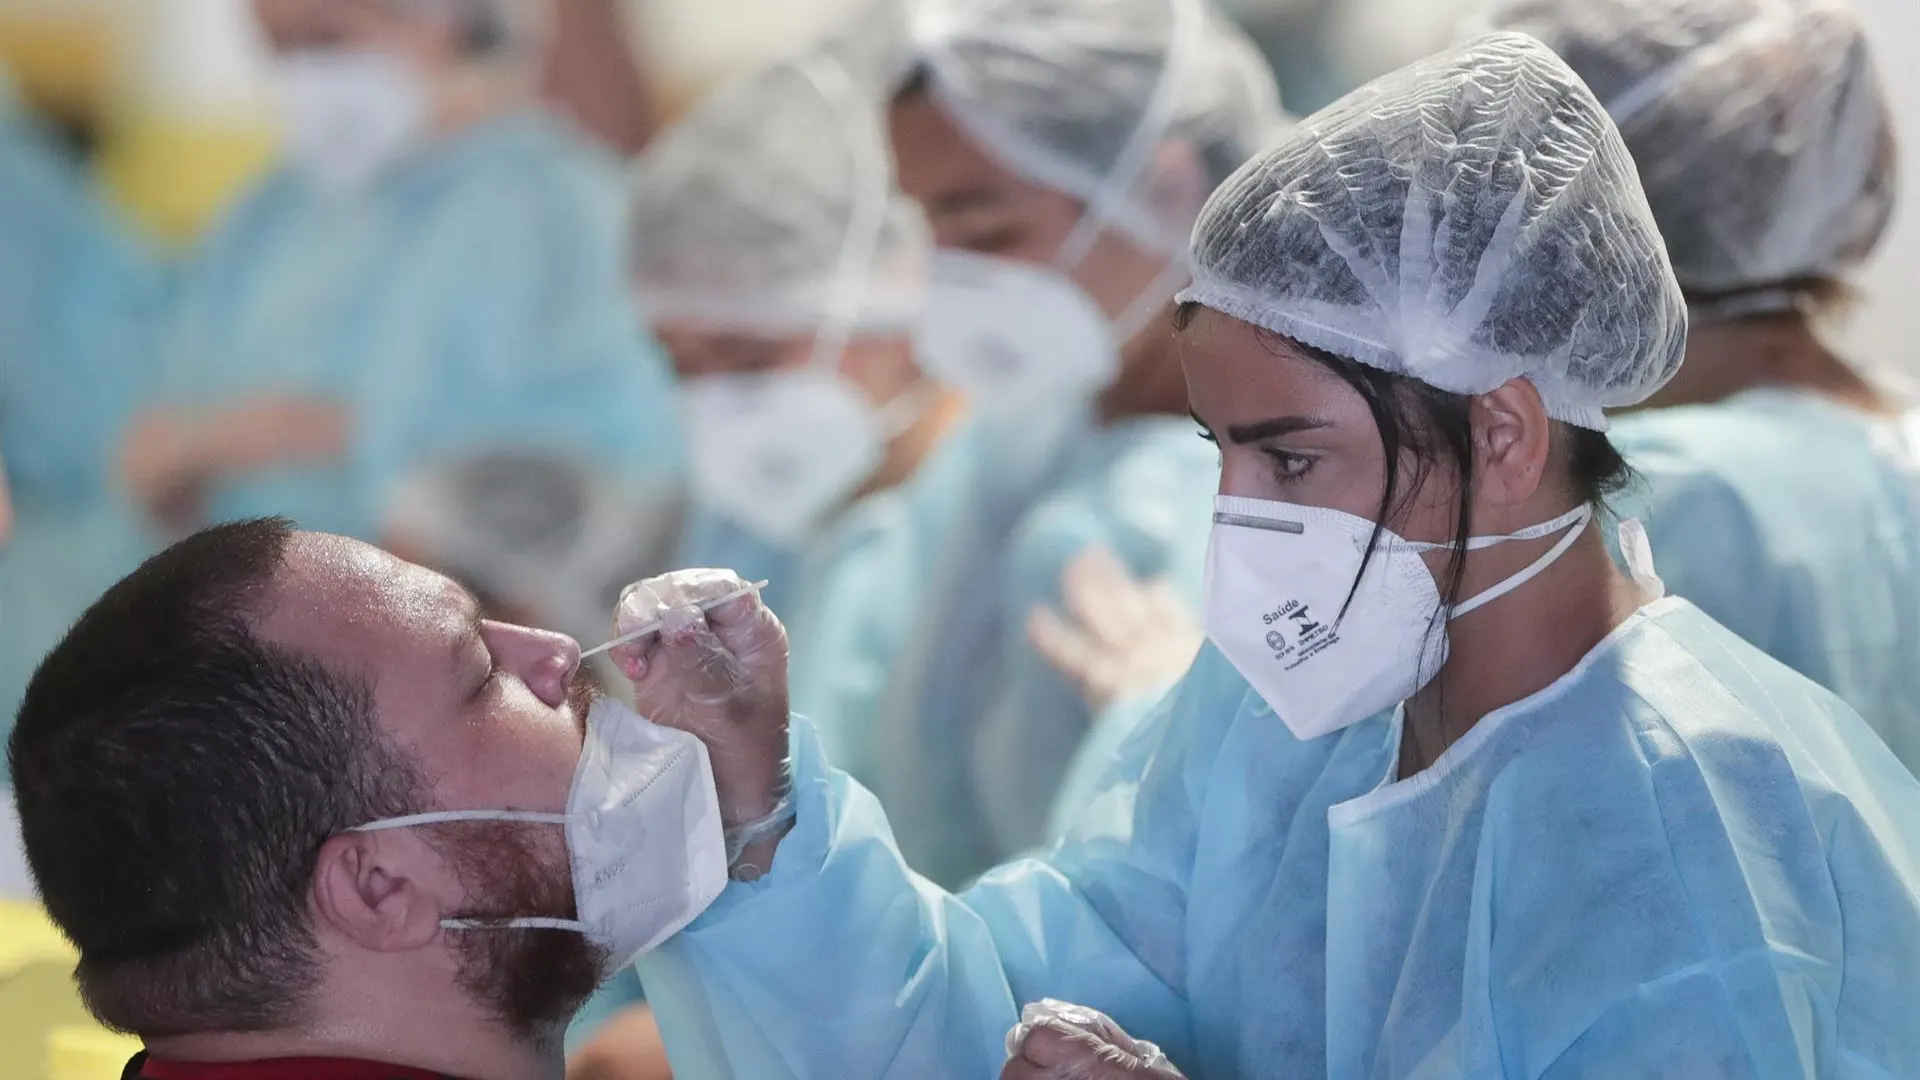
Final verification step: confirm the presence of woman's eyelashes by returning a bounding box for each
[1262,446,1316,484]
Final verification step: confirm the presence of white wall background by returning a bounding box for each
[1844,0,1920,381]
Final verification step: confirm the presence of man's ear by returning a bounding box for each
[312,831,448,952]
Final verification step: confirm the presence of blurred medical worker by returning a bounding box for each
[628,53,970,782]
[619,35,1920,1080]
[0,64,163,733]
[122,0,681,545]
[871,0,1285,885]
[566,52,973,1071]
[1488,0,1920,771]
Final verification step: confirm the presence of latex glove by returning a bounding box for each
[1002,1001,1187,1080]
[1028,548,1203,713]
[610,569,792,847]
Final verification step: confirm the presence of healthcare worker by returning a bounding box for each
[1481,0,1920,775]
[565,53,973,1071]
[0,63,162,729]
[628,53,973,778]
[616,34,1920,1079]
[869,0,1285,885]
[122,0,681,545]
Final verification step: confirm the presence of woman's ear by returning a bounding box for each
[1471,378,1551,513]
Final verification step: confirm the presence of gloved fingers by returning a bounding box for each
[1008,1021,1148,1080]
[704,582,789,670]
[613,569,760,681]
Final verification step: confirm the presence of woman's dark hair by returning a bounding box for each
[1175,302,1633,614]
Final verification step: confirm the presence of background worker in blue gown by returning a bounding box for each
[606,33,1920,1080]
[865,0,1288,886]
[567,50,974,1070]
[0,62,164,733]
[122,0,682,548]
[1484,0,1920,776]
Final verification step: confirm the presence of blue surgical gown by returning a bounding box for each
[151,109,682,541]
[639,598,1920,1079]
[1612,388,1920,772]
[872,413,1218,885]
[572,425,980,1046]
[0,79,166,739]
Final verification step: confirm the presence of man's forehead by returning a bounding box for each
[255,532,471,660]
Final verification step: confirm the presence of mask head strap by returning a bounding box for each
[349,810,587,934]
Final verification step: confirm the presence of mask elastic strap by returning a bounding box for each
[791,53,893,379]
[1109,255,1194,347]
[442,915,590,933]
[350,809,571,832]
[1448,505,1593,620]
[1051,0,1200,270]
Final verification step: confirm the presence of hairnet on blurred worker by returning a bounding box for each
[627,51,982,785]
[614,35,1920,1079]
[1484,0,1920,773]
[0,62,165,738]
[862,0,1286,886]
[566,51,977,1066]
[123,0,682,549]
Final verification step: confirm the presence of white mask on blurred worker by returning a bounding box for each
[275,50,430,198]
[678,369,934,548]
[913,251,1123,417]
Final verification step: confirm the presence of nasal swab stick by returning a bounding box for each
[580,580,770,660]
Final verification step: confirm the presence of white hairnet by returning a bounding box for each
[1481,0,1897,306]
[627,53,928,337]
[904,0,1287,256]
[1180,32,1687,430]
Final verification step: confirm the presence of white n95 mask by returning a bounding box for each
[1203,495,1593,741]
[352,697,728,971]
[913,250,1120,415]
[678,369,935,548]
[275,50,429,198]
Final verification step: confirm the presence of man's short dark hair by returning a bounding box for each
[8,518,424,1036]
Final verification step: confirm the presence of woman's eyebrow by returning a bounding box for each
[1225,416,1335,444]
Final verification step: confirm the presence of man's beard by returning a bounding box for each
[442,809,608,1046]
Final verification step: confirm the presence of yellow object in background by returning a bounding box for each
[0,902,126,1080]
[93,0,279,246]
[95,114,276,246]
[0,10,119,135]
[45,1027,141,1080]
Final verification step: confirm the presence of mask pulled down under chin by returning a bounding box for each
[351,697,730,971]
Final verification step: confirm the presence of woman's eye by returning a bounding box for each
[958,226,1026,255]
[1264,448,1314,483]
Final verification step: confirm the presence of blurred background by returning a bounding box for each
[0,2,1916,1072]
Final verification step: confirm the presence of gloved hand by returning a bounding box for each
[1002,1000,1187,1080]
[610,569,792,854]
[1028,548,1204,713]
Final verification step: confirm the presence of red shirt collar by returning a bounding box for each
[136,1054,455,1080]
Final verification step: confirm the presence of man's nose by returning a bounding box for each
[489,622,582,708]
